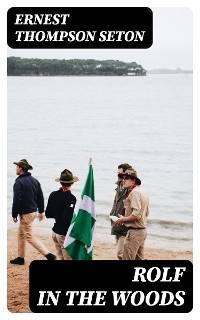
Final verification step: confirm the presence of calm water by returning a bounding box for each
[7,74,193,251]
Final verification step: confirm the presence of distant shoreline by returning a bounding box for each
[7,70,193,76]
[147,69,193,74]
[7,72,193,77]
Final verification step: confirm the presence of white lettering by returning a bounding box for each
[15,14,23,24]
[99,31,107,42]
[14,13,70,25]
[130,291,145,306]
[159,291,175,306]
[146,291,160,306]
[134,31,146,41]
[112,291,132,305]
[98,31,145,42]
[132,267,146,282]
[174,291,185,306]
[66,291,107,305]
[132,267,186,282]
[66,291,79,305]
[37,291,61,306]
[93,291,107,305]
[174,268,186,282]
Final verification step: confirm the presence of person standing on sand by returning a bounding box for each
[10,159,57,265]
[45,169,78,260]
[110,163,134,260]
[114,168,149,260]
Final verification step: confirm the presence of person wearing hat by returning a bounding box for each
[10,159,57,265]
[45,169,79,260]
[109,163,133,260]
[114,168,149,260]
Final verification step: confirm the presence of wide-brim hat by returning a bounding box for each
[55,169,79,183]
[13,159,33,170]
[118,168,141,185]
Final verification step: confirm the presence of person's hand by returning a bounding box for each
[13,217,18,223]
[115,214,125,225]
[38,213,44,221]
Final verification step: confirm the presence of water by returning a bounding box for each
[7,74,193,252]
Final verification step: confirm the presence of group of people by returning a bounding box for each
[10,158,149,265]
[10,159,78,265]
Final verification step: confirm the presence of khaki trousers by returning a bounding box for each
[116,236,125,260]
[18,212,49,258]
[122,228,147,260]
[52,231,71,260]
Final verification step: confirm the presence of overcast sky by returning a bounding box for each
[7,7,193,70]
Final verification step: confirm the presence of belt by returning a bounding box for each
[127,227,145,230]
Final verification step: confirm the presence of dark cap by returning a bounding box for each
[119,168,141,185]
[13,159,33,170]
[55,169,79,183]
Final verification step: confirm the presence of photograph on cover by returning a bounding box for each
[6,6,193,314]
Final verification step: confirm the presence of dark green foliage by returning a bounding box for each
[7,57,146,76]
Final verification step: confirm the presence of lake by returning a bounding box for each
[7,74,193,251]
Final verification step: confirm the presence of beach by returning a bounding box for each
[7,228,192,313]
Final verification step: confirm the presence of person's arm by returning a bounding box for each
[115,213,139,225]
[37,183,45,213]
[45,193,55,218]
[12,181,22,219]
[110,193,117,216]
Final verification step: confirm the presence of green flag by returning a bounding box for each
[64,159,96,260]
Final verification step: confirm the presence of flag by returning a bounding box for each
[64,159,96,260]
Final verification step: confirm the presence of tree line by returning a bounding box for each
[7,57,146,76]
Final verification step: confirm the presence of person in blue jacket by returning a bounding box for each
[10,159,56,265]
[45,169,78,260]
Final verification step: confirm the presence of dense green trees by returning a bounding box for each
[7,57,146,76]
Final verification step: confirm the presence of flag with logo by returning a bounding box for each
[64,159,96,260]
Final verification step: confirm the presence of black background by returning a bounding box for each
[29,260,193,313]
[7,7,153,49]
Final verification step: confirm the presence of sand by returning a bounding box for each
[7,228,192,313]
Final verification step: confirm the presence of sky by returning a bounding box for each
[6,7,193,70]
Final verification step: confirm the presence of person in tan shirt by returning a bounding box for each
[114,168,149,260]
